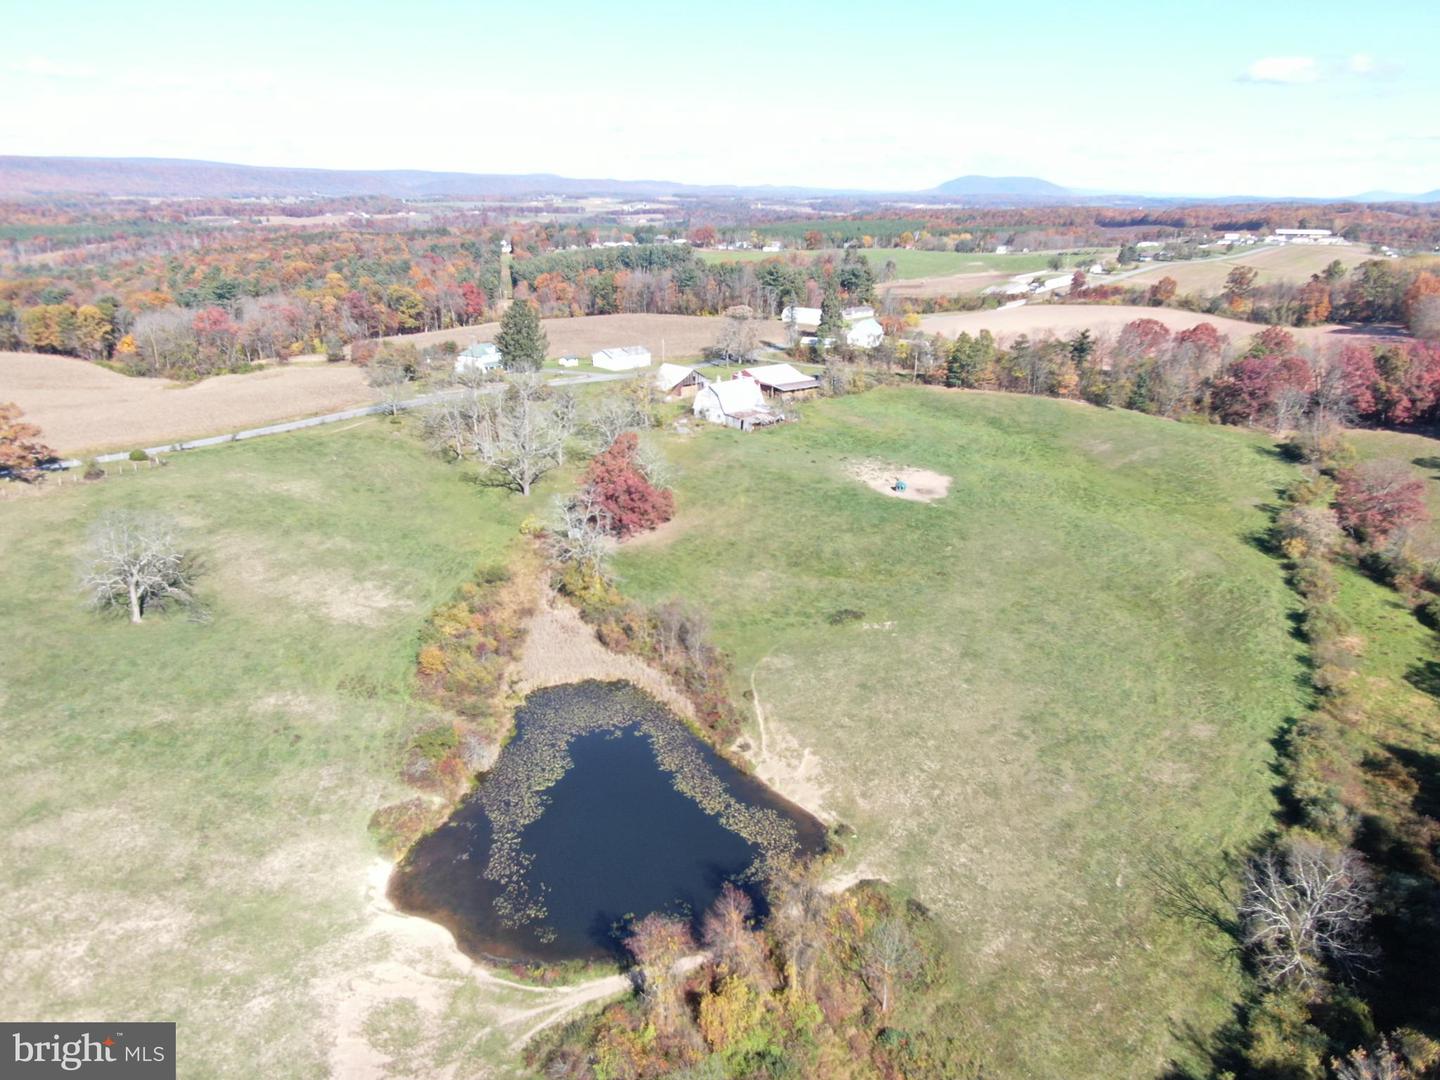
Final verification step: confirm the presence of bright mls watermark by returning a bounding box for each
[2,1023,174,1078]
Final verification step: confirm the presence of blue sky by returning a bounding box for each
[1,0,1436,196]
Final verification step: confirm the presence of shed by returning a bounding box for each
[741,363,822,399]
[592,345,652,371]
[654,363,707,400]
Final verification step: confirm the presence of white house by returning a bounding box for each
[781,305,882,347]
[591,345,652,371]
[693,377,782,430]
[654,363,708,400]
[454,342,502,374]
[846,317,884,348]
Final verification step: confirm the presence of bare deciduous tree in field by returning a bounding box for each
[716,305,760,365]
[422,383,497,461]
[476,374,572,496]
[585,387,650,448]
[81,510,200,624]
[547,488,614,569]
[368,360,412,416]
[1239,839,1375,997]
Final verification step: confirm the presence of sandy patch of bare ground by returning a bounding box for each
[0,351,371,455]
[848,459,953,503]
[514,582,696,721]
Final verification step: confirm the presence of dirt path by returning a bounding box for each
[743,657,830,822]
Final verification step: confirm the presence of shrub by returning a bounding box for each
[128,448,150,462]
[82,458,105,481]
[368,798,442,857]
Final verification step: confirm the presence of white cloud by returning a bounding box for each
[1241,56,1320,84]
[1347,52,1402,79]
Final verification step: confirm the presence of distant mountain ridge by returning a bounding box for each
[931,175,1071,197]
[0,155,1085,203]
[0,155,1432,206]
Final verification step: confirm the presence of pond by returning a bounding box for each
[388,680,827,965]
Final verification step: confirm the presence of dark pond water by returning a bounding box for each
[388,680,827,964]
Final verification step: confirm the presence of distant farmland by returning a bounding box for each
[1117,242,1371,293]
[697,247,1110,283]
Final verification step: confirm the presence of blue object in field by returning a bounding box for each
[894,479,907,492]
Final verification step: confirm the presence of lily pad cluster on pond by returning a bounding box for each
[390,680,826,963]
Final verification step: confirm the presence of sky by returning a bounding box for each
[1,0,1437,198]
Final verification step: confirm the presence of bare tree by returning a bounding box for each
[717,305,761,365]
[859,917,922,1015]
[547,489,614,569]
[1239,839,1375,997]
[81,510,200,624]
[626,913,695,1039]
[701,883,773,988]
[586,387,650,448]
[767,861,831,994]
[368,361,411,416]
[421,384,496,461]
[476,374,572,495]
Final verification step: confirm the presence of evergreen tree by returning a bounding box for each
[815,289,845,358]
[495,299,548,372]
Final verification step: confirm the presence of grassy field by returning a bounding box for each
[614,389,1307,1078]
[696,247,1108,281]
[0,420,545,1077]
[1118,243,1371,294]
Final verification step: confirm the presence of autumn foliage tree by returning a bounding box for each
[580,432,674,539]
[1333,460,1429,544]
[0,402,55,480]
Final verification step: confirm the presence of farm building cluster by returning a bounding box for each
[654,361,819,431]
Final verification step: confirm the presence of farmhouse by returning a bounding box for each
[846,317,884,348]
[693,377,782,431]
[591,345,652,371]
[654,363,707,400]
[454,342,502,374]
[741,363,821,400]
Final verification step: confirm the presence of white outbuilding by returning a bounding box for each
[591,345,652,370]
[654,363,708,400]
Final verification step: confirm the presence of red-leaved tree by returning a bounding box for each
[0,402,55,481]
[581,432,674,539]
[1334,460,1429,544]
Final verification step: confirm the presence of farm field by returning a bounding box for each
[697,247,1110,281]
[1117,242,1371,293]
[0,423,548,1077]
[380,312,786,360]
[918,302,1346,344]
[614,388,1307,1078]
[0,351,371,455]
